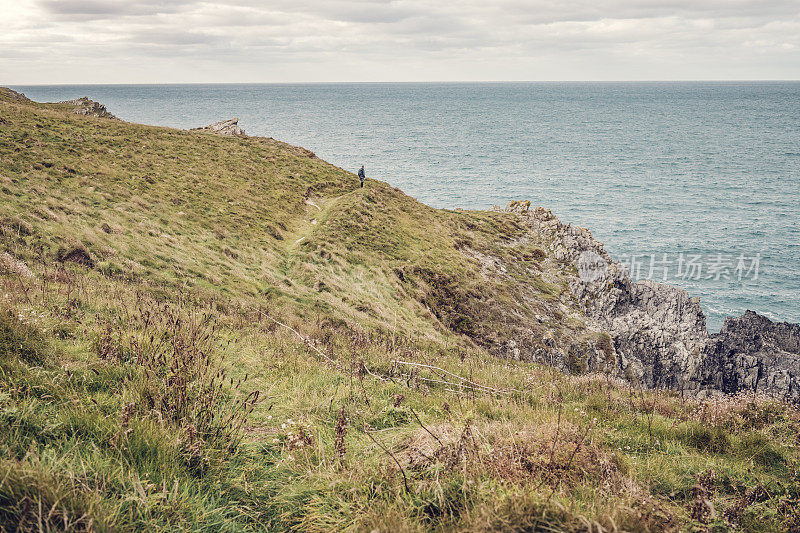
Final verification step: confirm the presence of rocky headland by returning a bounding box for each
[502,201,800,401]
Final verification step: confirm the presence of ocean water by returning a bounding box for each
[11,82,800,331]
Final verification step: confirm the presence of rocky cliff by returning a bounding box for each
[503,202,800,401]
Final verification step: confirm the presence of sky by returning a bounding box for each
[1,0,799,83]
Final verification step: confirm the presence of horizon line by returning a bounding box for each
[5,79,800,87]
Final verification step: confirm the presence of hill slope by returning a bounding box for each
[1,88,800,531]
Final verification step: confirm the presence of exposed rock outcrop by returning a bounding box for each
[503,201,800,401]
[0,88,31,102]
[194,118,246,137]
[59,97,118,119]
[506,202,709,388]
[696,311,800,401]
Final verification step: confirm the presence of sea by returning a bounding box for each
[10,82,800,332]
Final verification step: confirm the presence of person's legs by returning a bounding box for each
[360,179,364,188]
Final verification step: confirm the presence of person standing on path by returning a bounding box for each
[357,165,365,188]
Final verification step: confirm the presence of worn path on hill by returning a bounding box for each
[277,188,358,278]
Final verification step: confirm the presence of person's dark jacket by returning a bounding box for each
[358,167,365,180]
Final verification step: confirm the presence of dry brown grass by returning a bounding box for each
[400,419,630,494]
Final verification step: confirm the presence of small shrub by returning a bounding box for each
[526,248,546,261]
[55,244,94,267]
[411,267,481,338]
[566,348,587,375]
[595,332,615,364]
[121,297,260,458]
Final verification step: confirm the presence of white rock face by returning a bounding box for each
[195,118,246,136]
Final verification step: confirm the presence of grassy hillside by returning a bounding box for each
[1,87,800,532]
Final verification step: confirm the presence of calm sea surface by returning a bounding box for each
[11,82,800,331]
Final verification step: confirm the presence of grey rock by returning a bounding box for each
[503,339,521,360]
[194,118,246,137]
[59,97,118,119]
[694,311,800,401]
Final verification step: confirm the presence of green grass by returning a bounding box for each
[1,87,800,531]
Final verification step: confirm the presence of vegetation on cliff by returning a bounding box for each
[1,87,800,531]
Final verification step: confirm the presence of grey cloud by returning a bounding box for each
[37,0,198,19]
[39,0,127,15]
[198,0,426,25]
[444,0,800,29]
[4,0,799,82]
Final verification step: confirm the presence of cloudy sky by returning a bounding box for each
[2,0,799,83]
